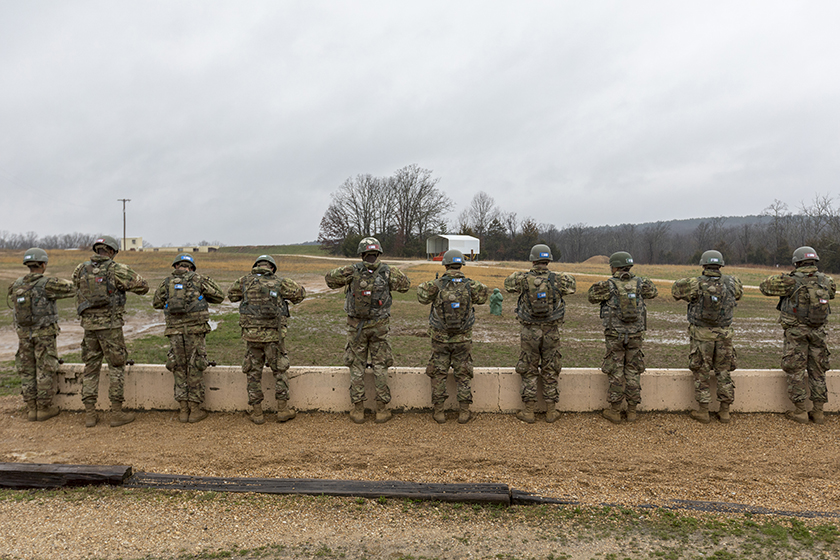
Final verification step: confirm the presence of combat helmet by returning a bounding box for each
[699,250,724,267]
[93,235,120,254]
[357,237,383,255]
[172,253,196,270]
[23,247,49,266]
[529,244,553,262]
[609,251,634,269]
[253,254,277,272]
[792,246,819,265]
[442,249,465,266]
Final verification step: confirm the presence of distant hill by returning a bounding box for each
[610,215,773,235]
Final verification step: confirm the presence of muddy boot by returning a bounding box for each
[545,401,561,423]
[625,404,638,423]
[37,403,60,422]
[602,402,623,424]
[786,403,809,424]
[350,402,366,424]
[433,402,446,424]
[516,402,536,424]
[249,402,265,425]
[374,401,392,424]
[276,400,296,422]
[178,401,190,423]
[809,401,825,425]
[25,400,37,422]
[109,401,135,427]
[718,402,731,424]
[84,402,98,428]
[188,401,208,423]
[457,401,471,424]
[690,403,710,424]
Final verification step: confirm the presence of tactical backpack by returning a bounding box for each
[345,263,392,320]
[239,274,289,320]
[11,277,57,329]
[162,272,208,317]
[688,275,737,328]
[429,276,474,333]
[601,277,645,333]
[780,272,832,326]
[76,261,125,314]
[516,272,566,323]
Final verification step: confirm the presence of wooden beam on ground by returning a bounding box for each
[125,472,511,505]
[0,463,133,489]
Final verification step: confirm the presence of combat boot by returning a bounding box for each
[718,402,731,424]
[276,400,296,422]
[374,401,392,424]
[457,401,471,424]
[625,403,638,423]
[25,400,37,422]
[602,402,622,424]
[350,402,366,424]
[84,402,97,428]
[37,403,60,421]
[249,402,265,425]
[188,401,208,423]
[178,401,190,423]
[516,402,536,424]
[433,402,446,424]
[809,401,825,425]
[109,401,135,427]
[690,403,710,424]
[545,401,561,423]
[786,403,809,424]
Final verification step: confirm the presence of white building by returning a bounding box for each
[425,234,480,260]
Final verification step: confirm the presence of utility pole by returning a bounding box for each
[118,198,131,252]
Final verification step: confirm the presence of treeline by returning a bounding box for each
[0,231,105,251]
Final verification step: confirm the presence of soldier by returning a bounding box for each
[152,254,225,423]
[227,255,306,424]
[8,248,75,421]
[588,251,658,424]
[759,246,836,424]
[325,237,410,424]
[489,288,504,316]
[504,244,576,423]
[672,250,743,424]
[72,235,149,427]
[417,249,489,424]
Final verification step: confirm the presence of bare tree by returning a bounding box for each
[465,191,500,242]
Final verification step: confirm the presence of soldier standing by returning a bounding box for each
[588,251,657,424]
[152,254,225,423]
[325,237,410,424]
[760,246,836,424]
[228,255,306,424]
[504,244,576,423]
[489,288,504,316]
[72,236,149,427]
[417,249,489,424]
[672,250,743,424]
[8,248,75,421]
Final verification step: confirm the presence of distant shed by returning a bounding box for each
[425,234,480,261]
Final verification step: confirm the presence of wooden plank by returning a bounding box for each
[0,463,133,489]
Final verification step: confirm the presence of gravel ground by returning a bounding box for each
[1,395,839,559]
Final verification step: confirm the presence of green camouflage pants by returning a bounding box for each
[781,324,830,403]
[602,333,645,405]
[426,340,473,404]
[16,335,60,405]
[515,323,562,403]
[166,333,209,403]
[688,336,736,404]
[243,339,291,405]
[81,328,128,404]
[344,321,393,404]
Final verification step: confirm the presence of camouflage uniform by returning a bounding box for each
[8,273,75,407]
[417,270,489,405]
[227,266,306,405]
[325,260,410,404]
[672,269,743,405]
[152,269,225,403]
[760,265,836,404]
[72,254,149,405]
[504,267,576,403]
[588,271,657,406]
[489,288,504,316]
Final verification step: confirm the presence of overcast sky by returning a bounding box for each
[2,1,839,247]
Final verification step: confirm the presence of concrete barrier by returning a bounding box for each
[53,365,840,413]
